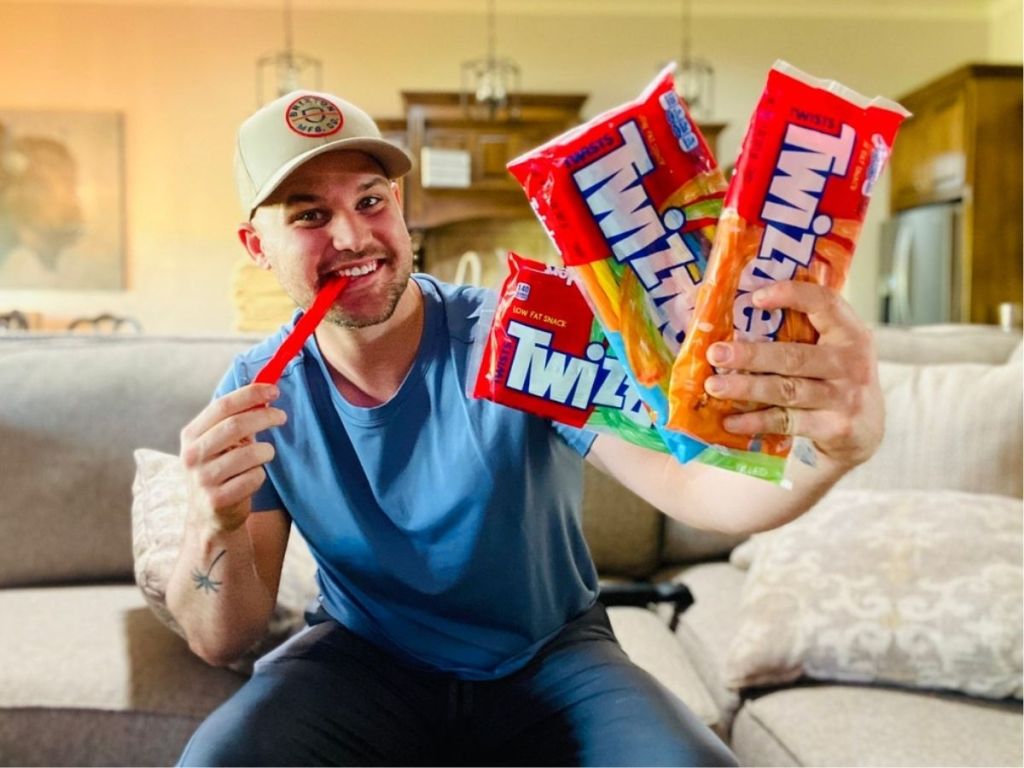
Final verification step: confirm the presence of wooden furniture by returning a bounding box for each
[398,92,588,233]
[67,313,142,334]
[381,92,725,274]
[0,311,29,331]
[890,64,1022,324]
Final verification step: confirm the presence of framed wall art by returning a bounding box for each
[0,110,125,290]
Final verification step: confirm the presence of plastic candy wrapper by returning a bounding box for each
[667,60,910,483]
[507,65,726,465]
[471,252,667,453]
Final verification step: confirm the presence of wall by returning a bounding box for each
[0,0,1003,333]
[990,0,1024,62]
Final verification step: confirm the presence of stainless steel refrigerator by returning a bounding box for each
[878,202,962,325]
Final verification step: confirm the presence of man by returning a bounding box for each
[168,90,883,767]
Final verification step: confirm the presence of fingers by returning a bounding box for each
[706,372,843,411]
[181,384,280,445]
[723,406,859,449]
[706,283,874,382]
[185,406,287,465]
[723,406,798,437]
[193,438,275,487]
[192,444,275,510]
[748,281,865,344]
[709,337,868,380]
[191,465,270,534]
[179,384,285,527]
[700,281,885,468]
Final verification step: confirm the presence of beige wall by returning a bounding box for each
[990,0,1024,61]
[0,1,1007,332]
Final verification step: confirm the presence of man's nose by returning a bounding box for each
[328,212,372,253]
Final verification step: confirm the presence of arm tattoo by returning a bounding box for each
[191,549,227,594]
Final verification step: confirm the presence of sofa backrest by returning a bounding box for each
[0,335,253,587]
[839,326,1022,497]
[871,323,1021,365]
[649,324,1024,570]
[4,325,1018,587]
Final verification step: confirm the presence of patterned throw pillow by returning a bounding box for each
[726,489,1023,700]
[131,448,320,674]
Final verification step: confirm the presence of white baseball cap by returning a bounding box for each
[234,90,413,218]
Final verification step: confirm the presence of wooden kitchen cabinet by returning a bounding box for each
[377,92,726,276]
[399,92,589,231]
[890,64,1022,323]
[389,92,728,229]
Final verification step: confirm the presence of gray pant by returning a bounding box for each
[178,603,737,767]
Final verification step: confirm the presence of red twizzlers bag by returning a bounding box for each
[471,253,666,453]
[507,65,725,464]
[667,60,910,482]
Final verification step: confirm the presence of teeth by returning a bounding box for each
[334,261,378,278]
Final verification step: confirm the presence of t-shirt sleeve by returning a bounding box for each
[211,363,285,513]
[212,364,242,399]
[251,471,285,512]
[551,421,598,457]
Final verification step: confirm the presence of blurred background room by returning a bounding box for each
[0,0,1020,335]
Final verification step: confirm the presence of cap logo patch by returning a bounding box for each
[285,96,343,137]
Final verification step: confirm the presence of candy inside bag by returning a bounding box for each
[470,252,668,453]
[507,65,724,465]
[667,60,910,483]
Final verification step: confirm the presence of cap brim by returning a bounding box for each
[248,137,413,215]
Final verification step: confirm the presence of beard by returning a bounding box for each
[323,273,409,329]
[317,246,413,329]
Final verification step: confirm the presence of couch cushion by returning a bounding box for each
[582,462,662,578]
[871,324,1021,365]
[731,684,1023,767]
[0,709,201,768]
[837,354,1023,497]
[0,584,245,766]
[606,606,720,731]
[654,562,747,730]
[0,335,254,587]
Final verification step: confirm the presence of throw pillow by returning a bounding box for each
[131,448,319,674]
[725,489,1023,700]
[837,356,1022,497]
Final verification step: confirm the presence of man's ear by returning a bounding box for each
[238,222,272,270]
[390,181,403,212]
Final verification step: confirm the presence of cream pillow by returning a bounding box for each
[837,356,1022,496]
[131,448,320,674]
[726,489,1023,700]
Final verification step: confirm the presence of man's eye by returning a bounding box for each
[356,195,383,211]
[291,209,327,224]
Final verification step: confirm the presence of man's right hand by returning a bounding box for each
[179,383,286,534]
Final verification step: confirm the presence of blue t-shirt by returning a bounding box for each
[214,275,599,680]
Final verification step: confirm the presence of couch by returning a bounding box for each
[0,323,1020,767]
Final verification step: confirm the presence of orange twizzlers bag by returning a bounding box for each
[667,61,909,482]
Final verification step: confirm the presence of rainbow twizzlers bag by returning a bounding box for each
[507,65,725,465]
[472,252,667,453]
[667,61,910,483]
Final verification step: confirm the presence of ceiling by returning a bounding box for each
[9,0,1016,19]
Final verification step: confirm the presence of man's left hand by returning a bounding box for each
[702,280,884,472]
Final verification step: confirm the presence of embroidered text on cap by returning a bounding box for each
[286,95,343,137]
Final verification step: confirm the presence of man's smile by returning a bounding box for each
[319,258,382,288]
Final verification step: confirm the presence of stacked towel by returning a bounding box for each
[231,260,296,332]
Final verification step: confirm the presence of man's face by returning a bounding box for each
[247,151,413,329]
